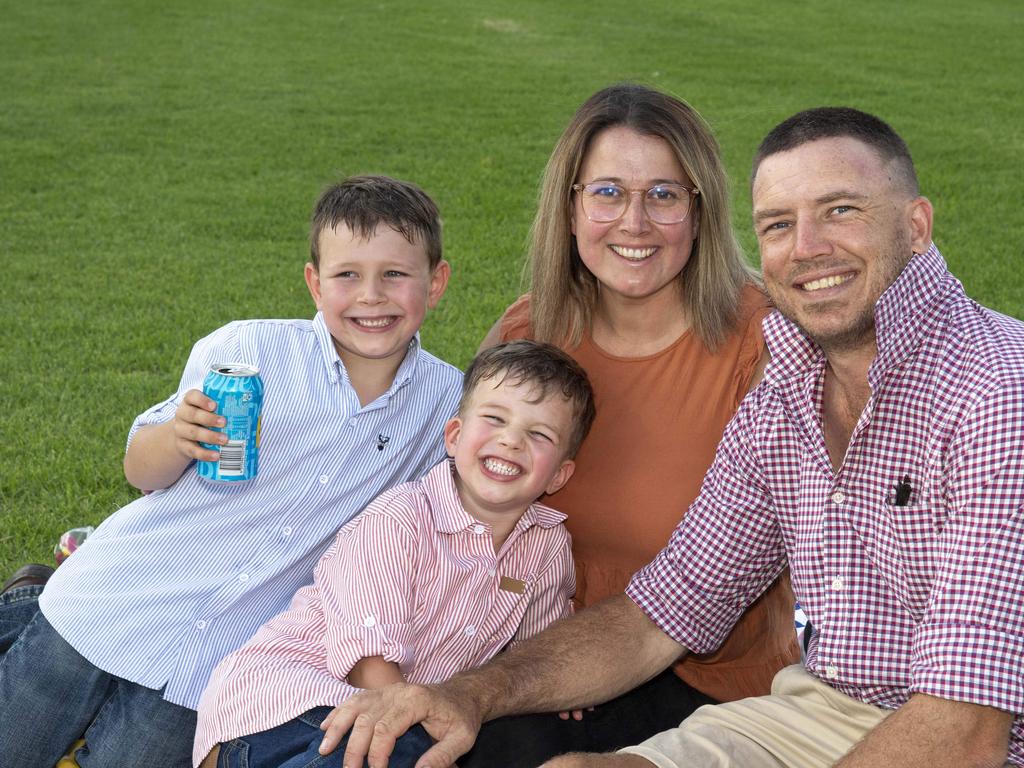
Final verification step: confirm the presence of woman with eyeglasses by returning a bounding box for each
[463,83,800,766]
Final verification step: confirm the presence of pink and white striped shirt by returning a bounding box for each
[193,459,574,765]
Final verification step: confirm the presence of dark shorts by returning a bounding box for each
[458,668,718,768]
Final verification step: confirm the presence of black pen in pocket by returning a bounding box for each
[892,474,913,507]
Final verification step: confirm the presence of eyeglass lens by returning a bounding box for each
[579,183,693,224]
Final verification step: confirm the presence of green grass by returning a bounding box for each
[2,0,1022,576]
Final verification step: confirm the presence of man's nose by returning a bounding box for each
[792,218,833,261]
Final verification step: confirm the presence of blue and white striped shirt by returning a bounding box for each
[40,313,462,709]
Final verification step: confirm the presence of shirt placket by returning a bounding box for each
[817,383,879,685]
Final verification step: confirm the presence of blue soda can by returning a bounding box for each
[196,363,264,482]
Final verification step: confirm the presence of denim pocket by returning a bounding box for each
[218,739,250,768]
[296,706,334,729]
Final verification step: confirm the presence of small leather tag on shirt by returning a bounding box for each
[499,576,526,594]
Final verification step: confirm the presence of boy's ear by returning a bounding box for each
[544,459,575,496]
[442,415,462,458]
[427,260,451,309]
[304,263,323,308]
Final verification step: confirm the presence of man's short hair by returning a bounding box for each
[752,107,919,195]
[460,340,596,458]
[309,175,443,270]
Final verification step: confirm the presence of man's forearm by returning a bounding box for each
[441,593,685,723]
[836,693,1012,768]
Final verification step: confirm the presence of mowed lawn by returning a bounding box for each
[2,0,1022,575]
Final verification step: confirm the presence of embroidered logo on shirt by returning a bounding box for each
[376,434,390,451]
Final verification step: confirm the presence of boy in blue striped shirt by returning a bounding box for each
[0,176,463,768]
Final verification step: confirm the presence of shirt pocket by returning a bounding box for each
[882,500,939,619]
[479,573,538,646]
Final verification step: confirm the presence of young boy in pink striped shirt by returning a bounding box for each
[194,340,596,768]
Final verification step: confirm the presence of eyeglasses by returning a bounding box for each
[571,181,700,225]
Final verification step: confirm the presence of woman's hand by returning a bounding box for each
[556,706,594,721]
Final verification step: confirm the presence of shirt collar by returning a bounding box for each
[423,460,567,535]
[870,244,953,374]
[763,244,953,386]
[312,311,422,392]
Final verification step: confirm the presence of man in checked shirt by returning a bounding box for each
[321,107,1024,768]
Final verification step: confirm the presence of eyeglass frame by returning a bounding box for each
[570,181,700,224]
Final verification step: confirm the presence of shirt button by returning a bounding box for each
[473,524,486,535]
[238,573,249,582]
[349,418,357,426]
[363,615,377,628]
[319,475,330,484]
[831,490,846,505]
[195,620,207,630]
[825,664,839,679]
[464,625,476,636]
[488,568,496,577]
[831,577,844,591]
[281,526,293,537]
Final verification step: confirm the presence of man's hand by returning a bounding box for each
[315,596,684,766]
[319,682,482,768]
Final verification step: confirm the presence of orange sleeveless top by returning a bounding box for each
[499,284,799,701]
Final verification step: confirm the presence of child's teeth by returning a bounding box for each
[484,458,520,476]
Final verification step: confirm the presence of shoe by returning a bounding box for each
[1,563,55,593]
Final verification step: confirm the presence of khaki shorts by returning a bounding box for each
[619,664,1011,768]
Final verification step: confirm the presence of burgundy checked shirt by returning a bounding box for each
[628,246,1024,763]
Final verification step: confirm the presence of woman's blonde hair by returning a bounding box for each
[527,83,755,351]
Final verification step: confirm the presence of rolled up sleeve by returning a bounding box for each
[318,506,418,680]
[911,383,1024,714]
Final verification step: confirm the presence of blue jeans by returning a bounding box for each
[217,707,432,768]
[0,587,197,768]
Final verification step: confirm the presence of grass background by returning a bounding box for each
[2,0,1022,576]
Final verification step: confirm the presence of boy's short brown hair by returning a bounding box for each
[460,340,596,458]
[309,175,443,270]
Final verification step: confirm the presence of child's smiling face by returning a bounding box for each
[305,223,449,374]
[444,376,576,531]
